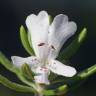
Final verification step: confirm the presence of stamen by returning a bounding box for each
[38,43,45,46]
[51,45,55,50]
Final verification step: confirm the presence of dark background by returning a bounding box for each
[0,0,96,96]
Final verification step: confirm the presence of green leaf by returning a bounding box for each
[0,52,19,73]
[49,15,52,24]
[28,31,32,48]
[0,52,36,90]
[51,64,96,95]
[43,85,68,96]
[20,25,35,55]
[78,64,96,79]
[69,64,96,91]
[58,28,87,61]
[58,84,68,92]
[17,73,37,90]
[21,64,35,80]
[43,90,56,96]
[56,84,68,95]
[52,64,96,84]
[0,74,34,93]
[49,71,58,81]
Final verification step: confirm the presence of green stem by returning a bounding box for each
[0,74,34,93]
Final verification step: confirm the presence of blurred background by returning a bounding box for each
[0,0,96,96]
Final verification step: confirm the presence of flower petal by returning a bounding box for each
[48,59,77,77]
[48,14,77,59]
[26,11,49,61]
[11,56,39,70]
[34,67,50,85]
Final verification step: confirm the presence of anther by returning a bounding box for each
[38,43,45,46]
[51,45,55,50]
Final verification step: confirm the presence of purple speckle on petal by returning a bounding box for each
[51,45,55,50]
[38,43,45,46]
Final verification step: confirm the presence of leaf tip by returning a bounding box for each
[49,15,52,24]
[78,27,87,43]
[20,25,25,32]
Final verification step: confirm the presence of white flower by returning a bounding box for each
[11,11,77,85]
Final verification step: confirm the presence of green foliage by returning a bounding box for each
[20,25,35,55]
[0,52,37,91]
[0,26,96,96]
[58,28,87,61]
[52,64,96,87]
[78,64,96,79]
[21,64,35,80]
[0,52,19,73]
[49,15,52,24]
[0,74,34,93]
[43,90,55,96]
[28,31,33,48]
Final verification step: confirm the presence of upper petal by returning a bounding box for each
[26,11,50,61]
[48,59,77,77]
[48,14,77,59]
[11,56,39,71]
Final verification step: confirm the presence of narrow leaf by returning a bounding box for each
[43,90,56,96]
[17,73,37,90]
[0,52,19,73]
[56,84,68,95]
[0,74,34,93]
[68,64,96,92]
[53,64,96,95]
[58,28,87,61]
[78,64,96,79]
[43,85,68,96]
[20,25,35,55]
[21,64,35,80]
[52,64,96,84]
[0,52,36,90]
[28,31,32,48]
[49,15,52,24]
